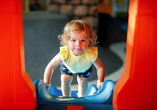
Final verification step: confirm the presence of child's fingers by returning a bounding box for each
[97,80,103,89]
[45,82,49,90]
[97,84,101,89]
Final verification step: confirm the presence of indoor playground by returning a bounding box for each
[0,0,157,110]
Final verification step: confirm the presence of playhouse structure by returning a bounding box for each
[0,0,157,109]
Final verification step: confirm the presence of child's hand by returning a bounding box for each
[97,80,103,89]
[45,82,49,90]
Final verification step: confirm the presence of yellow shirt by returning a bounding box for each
[59,46,98,73]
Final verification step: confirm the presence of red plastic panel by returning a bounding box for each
[67,106,84,110]
[0,0,36,109]
[113,0,157,109]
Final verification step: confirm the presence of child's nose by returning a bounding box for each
[76,41,81,46]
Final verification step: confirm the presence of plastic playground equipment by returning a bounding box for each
[1,0,157,109]
[33,79,115,104]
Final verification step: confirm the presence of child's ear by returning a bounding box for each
[88,37,92,46]
[65,39,70,46]
[88,40,90,46]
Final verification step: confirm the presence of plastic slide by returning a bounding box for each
[33,79,115,104]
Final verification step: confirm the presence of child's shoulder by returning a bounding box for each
[86,47,98,54]
[85,47,98,62]
[60,46,69,52]
[59,46,69,61]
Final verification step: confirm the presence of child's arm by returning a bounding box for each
[93,57,105,89]
[43,53,62,87]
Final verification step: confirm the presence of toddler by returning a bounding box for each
[43,20,105,97]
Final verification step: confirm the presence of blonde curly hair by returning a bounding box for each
[58,20,97,47]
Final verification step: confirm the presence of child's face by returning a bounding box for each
[67,32,89,56]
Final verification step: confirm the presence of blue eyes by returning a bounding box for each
[71,40,86,42]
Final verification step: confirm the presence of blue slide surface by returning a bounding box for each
[33,79,115,104]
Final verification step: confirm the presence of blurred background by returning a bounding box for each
[23,0,128,87]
